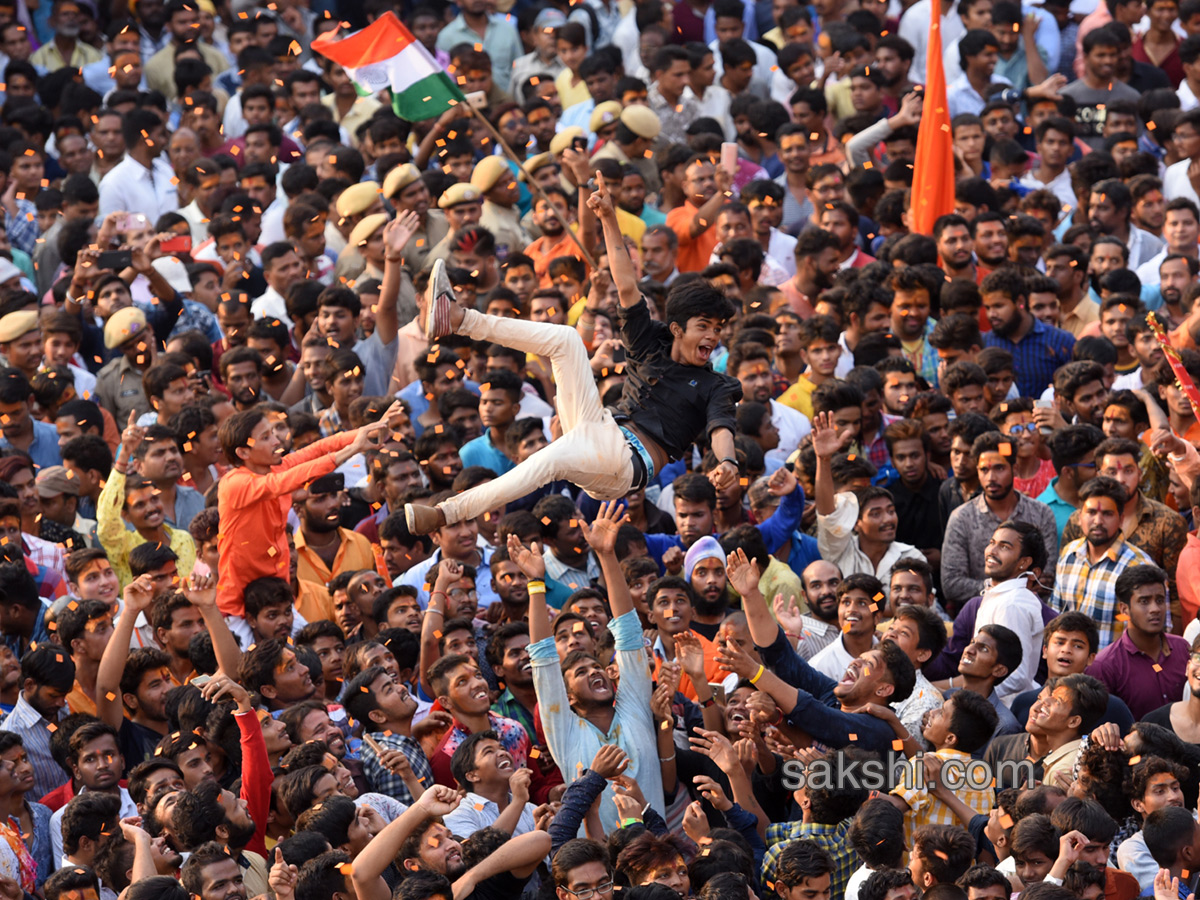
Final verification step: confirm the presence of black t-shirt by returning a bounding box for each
[610,298,742,462]
[462,870,532,900]
[119,719,165,769]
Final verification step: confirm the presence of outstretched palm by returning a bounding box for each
[506,533,546,580]
[584,501,628,555]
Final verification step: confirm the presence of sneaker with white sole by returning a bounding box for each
[425,258,455,341]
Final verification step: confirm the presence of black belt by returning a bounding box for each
[627,440,649,492]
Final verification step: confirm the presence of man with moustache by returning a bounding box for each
[131,425,204,530]
[524,188,579,285]
[981,267,1076,400]
[942,432,1060,609]
[50,721,137,864]
[1052,476,1155,648]
[294,473,378,587]
[791,559,844,660]
[684,537,731,641]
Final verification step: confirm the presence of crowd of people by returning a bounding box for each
[4,0,1200,899]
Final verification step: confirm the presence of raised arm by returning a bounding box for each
[587,181,640,308]
[507,535,550,643]
[97,575,155,730]
[727,549,778,649]
[582,502,633,617]
[181,572,242,677]
[812,412,841,517]
[379,213,421,346]
[351,785,464,900]
[455,831,553,894]
[419,559,461,699]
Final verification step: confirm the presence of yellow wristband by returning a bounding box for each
[749,664,765,685]
[527,580,546,594]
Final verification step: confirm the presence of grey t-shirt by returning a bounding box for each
[1060,78,1141,148]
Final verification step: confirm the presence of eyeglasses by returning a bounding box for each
[1006,423,1038,435]
[1064,461,1097,470]
[564,882,614,900]
[1188,653,1200,666]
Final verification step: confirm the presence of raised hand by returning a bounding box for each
[707,459,739,493]
[692,774,732,811]
[725,548,761,597]
[433,558,464,594]
[773,594,805,638]
[650,679,675,727]
[1090,722,1123,752]
[584,502,628,556]
[506,533,546,580]
[767,465,798,498]
[417,783,462,817]
[689,728,739,774]
[589,743,630,780]
[611,773,647,808]
[269,847,299,900]
[682,800,709,843]
[121,410,147,459]
[715,636,759,679]
[510,767,533,804]
[811,411,843,458]
[384,211,422,261]
[745,690,779,726]
[734,737,758,777]
[662,545,684,575]
[199,672,252,710]
[586,177,617,219]
[123,574,156,615]
[613,786,643,825]
[182,571,217,609]
[673,630,707,679]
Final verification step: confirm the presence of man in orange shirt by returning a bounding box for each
[215,402,398,617]
[666,155,733,273]
[525,186,587,286]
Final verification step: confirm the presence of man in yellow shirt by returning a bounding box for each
[779,315,843,418]
[293,473,379,586]
[29,0,103,71]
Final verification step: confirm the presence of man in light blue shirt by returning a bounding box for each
[435,0,523,89]
[0,366,62,469]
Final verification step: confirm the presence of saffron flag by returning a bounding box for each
[311,12,466,122]
[909,3,954,234]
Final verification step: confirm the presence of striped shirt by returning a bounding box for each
[1051,536,1155,648]
[0,695,66,802]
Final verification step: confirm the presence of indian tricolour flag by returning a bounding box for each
[311,12,466,122]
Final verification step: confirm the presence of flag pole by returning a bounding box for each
[460,101,599,271]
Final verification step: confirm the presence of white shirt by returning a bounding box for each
[808,634,879,681]
[1136,249,1169,286]
[98,154,178,221]
[51,786,137,864]
[1019,167,1076,210]
[898,0,967,83]
[1179,79,1199,112]
[251,286,292,328]
[817,491,929,592]
[770,397,811,456]
[947,72,1012,118]
[768,228,797,278]
[836,333,855,377]
[1112,368,1145,391]
[710,38,778,95]
[223,92,246,140]
[1128,226,1165,271]
[71,363,98,402]
[975,576,1044,704]
[1164,157,1199,205]
[893,668,944,751]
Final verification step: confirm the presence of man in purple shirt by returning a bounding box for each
[1086,564,1190,720]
